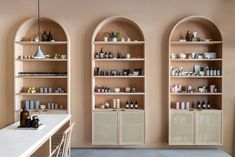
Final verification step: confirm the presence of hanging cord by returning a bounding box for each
[37,0,40,46]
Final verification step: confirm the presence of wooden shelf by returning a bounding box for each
[170,76,222,79]
[168,16,223,146]
[94,76,145,78]
[16,109,67,113]
[94,41,145,45]
[170,41,222,45]
[15,93,68,96]
[16,59,68,62]
[15,41,68,45]
[170,59,222,62]
[94,92,144,96]
[15,76,68,79]
[170,109,222,112]
[94,58,145,62]
[93,108,145,112]
[91,16,146,145]
[14,17,70,121]
[170,93,222,96]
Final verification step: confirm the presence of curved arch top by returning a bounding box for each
[169,15,222,42]
[15,17,70,43]
[92,16,145,42]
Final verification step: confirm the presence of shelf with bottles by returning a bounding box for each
[170,28,222,44]
[94,66,144,76]
[95,99,144,110]
[94,85,144,95]
[170,100,221,110]
[94,47,144,60]
[20,99,66,111]
[170,83,221,95]
[16,86,67,96]
[170,41,222,45]
[16,52,67,61]
[170,50,221,61]
[94,30,144,44]
[170,64,221,77]
[93,95,144,110]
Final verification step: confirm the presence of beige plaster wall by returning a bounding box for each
[0,0,234,155]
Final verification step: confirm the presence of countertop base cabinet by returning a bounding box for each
[196,111,222,145]
[92,111,145,145]
[169,110,222,145]
[119,111,145,145]
[92,111,118,145]
[169,111,194,145]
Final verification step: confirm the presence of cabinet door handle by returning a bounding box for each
[121,109,125,111]
[112,109,117,111]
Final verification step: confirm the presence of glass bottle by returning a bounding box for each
[197,101,201,109]
[42,31,48,41]
[20,107,29,127]
[48,31,53,41]
[125,101,129,109]
[130,101,134,109]
[134,101,138,109]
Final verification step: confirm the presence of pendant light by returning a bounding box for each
[33,0,45,59]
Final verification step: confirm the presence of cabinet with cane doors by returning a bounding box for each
[168,16,223,145]
[14,17,70,121]
[91,16,145,145]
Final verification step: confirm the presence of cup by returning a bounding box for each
[25,100,30,110]
[181,102,185,110]
[171,53,177,59]
[176,102,180,110]
[30,100,34,109]
[103,36,108,42]
[127,37,131,42]
[121,38,125,42]
[186,102,190,110]
[191,52,196,59]
[210,85,216,93]
[125,87,131,92]
[126,53,131,59]
[35,100,40,110]
[61,55,67,59]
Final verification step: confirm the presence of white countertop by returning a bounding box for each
[0,114,71,157]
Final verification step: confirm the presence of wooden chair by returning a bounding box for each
[51,122,75,157]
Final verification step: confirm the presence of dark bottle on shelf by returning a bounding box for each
[186,31,191,41]
[109,52,113,58]
[48,31,53,41]
[197,101,201,109]
[99,48,104,58]
[42,31,48,41]
[20,107,29,127]
[202,101,207,109]
[125,101,129,109]
[130,101,134,109]
[134,101,138,109]
[207,101,211,109]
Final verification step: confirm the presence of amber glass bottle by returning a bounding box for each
[20,107,29,127]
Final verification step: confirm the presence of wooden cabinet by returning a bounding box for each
[196,110,222,145]
[91,16,145,145]
[14,17,70,121]
[169,110,194,145]
[169,110,222,145]
[168,16,223,145]
[119,111,145,145]
[92,110,145,145]
[92,111,118,145]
